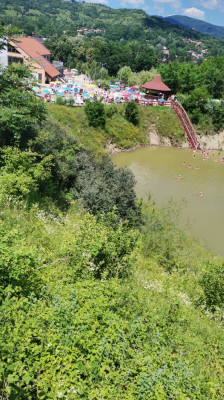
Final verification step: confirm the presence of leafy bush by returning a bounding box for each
[0,63,46,148]
[182,87,209,125]
[125,101,140,126]
[105,104,118,118]
[211,102,224,131]
[0,225,40,296]
[85,100,106,128]
[56,95,66,105]
[36,122,139,221]
[0,147,53,203]
[199,260,224,311]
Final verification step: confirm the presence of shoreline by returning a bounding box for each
[107,130,224,155]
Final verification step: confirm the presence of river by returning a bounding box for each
[112,146,224,256]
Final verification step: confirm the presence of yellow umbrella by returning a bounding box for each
[83,83,96,87]
[54,80,61,84]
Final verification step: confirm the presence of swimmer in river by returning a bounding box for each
[182,161,186,166]
[194,166,200,170]
[188,165,192,168]
[177,174,183,179]
[199,192,203,197]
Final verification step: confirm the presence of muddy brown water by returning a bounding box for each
[112,146,224,256]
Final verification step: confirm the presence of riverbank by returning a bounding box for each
[200,130,224,151]
[47,103,185,154]
[47,103,224,155]
[107,128,224,155]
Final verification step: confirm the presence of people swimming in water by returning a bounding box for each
[194,166,200,170]
[177,174,183,179]
[199,192,203,197]
[182,161,186,166]
[188,165,192,168]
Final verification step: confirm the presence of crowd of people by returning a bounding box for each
[35,70,171,107]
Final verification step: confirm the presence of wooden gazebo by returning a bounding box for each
[142,75,171,99]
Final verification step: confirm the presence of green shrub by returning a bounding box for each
[36,124,139,221]
[105,104,118,118]
[0,147,53,203]
[125,101,140,126]
[200,260,224,311]
[0,63,46,148]
[56,96,66,105]
[85,100,106,128]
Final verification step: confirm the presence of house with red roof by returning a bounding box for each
[7,37,60,84]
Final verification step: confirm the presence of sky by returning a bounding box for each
[82,0,224,26]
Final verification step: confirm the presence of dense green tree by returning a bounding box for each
[85,100,106,128]
[182,87,209,124]
[199,57,224,99]
[0,63,46,148]
[211,102,224,131]
[36,120,139,221]
[125,101,140,126]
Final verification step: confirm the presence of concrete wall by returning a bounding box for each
[0,42,8,69]
[8,48,46,84]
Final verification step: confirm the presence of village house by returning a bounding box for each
[5,37,60,84]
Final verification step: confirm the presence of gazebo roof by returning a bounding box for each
[142,75,171,91]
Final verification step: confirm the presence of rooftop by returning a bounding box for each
[10,37,60,79]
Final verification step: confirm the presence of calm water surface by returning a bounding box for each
[112,146,224,256]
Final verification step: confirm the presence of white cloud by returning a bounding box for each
[199,0,224,12]
[153,0,181,11]
[183,7,205,19]
[84,0,108,4]
[121,0,145,7]
[153,6,165,15]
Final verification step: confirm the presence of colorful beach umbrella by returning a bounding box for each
[42,89,51,94]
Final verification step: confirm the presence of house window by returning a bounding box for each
[8,44,20,53]
[8,56,23,64]
[38,73,42,81]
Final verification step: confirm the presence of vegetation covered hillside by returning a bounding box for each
[160,15,224,39]
[1,51,224,398]
[1,0,224,63]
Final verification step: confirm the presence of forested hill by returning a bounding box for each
[0,0,224,58]
[158,15,224,39]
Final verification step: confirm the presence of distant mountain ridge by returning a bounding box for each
[0,0,224,61]
[157,15,224,39]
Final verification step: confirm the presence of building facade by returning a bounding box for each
[1,37,60,84]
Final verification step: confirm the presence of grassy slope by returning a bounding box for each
[0,200,223,398]
[47,103,185,154]
[1,104,224,398]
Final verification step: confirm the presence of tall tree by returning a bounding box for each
[0,63,46,148]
